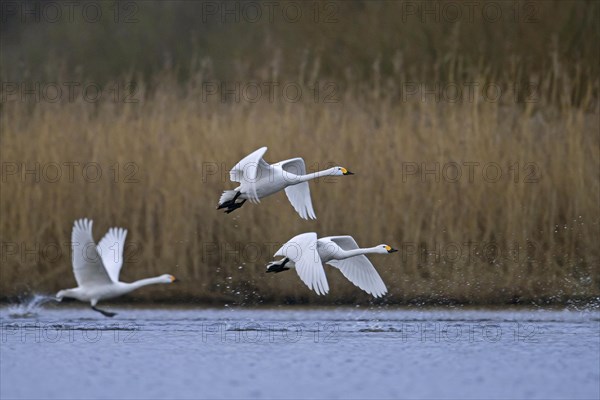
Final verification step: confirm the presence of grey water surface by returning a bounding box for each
[1,304,598,399]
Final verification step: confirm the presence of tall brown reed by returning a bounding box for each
[1,60,598,305]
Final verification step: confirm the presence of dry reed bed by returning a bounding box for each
[1,70,598,305]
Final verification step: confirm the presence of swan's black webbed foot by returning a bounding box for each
[92,306,117,318]
[266,257,291,273]
[217,191,241,210]
[224,199,247,214]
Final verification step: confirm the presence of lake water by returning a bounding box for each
[1,302,599,399]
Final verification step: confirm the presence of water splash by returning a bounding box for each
[6,294,57,318]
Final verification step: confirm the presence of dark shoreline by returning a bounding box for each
[2,296,598,309]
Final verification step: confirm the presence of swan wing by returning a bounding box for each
[324,236,388,298]
[229,146,270,203]
[274,232,329,295]
[279,158,316,220]
[97,227,128,282]
[71,219,112,286]
[326,257,387,298]
[323,235,360,251]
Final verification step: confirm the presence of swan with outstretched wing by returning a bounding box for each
[267,232,396,297]
[56,218,178,317]
[217,147,354,219]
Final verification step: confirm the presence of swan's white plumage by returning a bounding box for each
[220,147,352,219]
[274,232,329,295]
[279,158,316,220]
[60,218,176,316]
[97,227,128,283]
[270,233,391,298]
[230,146,269,203]
[71,218,112,286]
[322,236,388,298]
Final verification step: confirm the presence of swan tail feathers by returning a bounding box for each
[218,190,238,206]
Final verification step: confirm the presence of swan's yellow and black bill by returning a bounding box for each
[169,275,179,283]
[385,245,398,253]
[341,167,354,175]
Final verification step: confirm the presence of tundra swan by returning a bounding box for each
[217,147,354,219]
[56,218,177,317]
[266,232,397,297]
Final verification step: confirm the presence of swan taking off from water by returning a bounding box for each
[217,147,354,219]
[56,218,177,317]
[266,233,397,297]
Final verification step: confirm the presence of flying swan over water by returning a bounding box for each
[56,218,177,317]
[217,147,354,219]
[266,232,397,297]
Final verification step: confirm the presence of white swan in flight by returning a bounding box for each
[217,147,354,219]
[56,218,177,317]
[266,232,397,297]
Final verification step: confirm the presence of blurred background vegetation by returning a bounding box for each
[2,1,599,88]
[1,1,599,305]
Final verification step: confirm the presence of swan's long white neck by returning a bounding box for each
[296,167,338,183]
[338,247,382,260]
[126,276,167,291]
